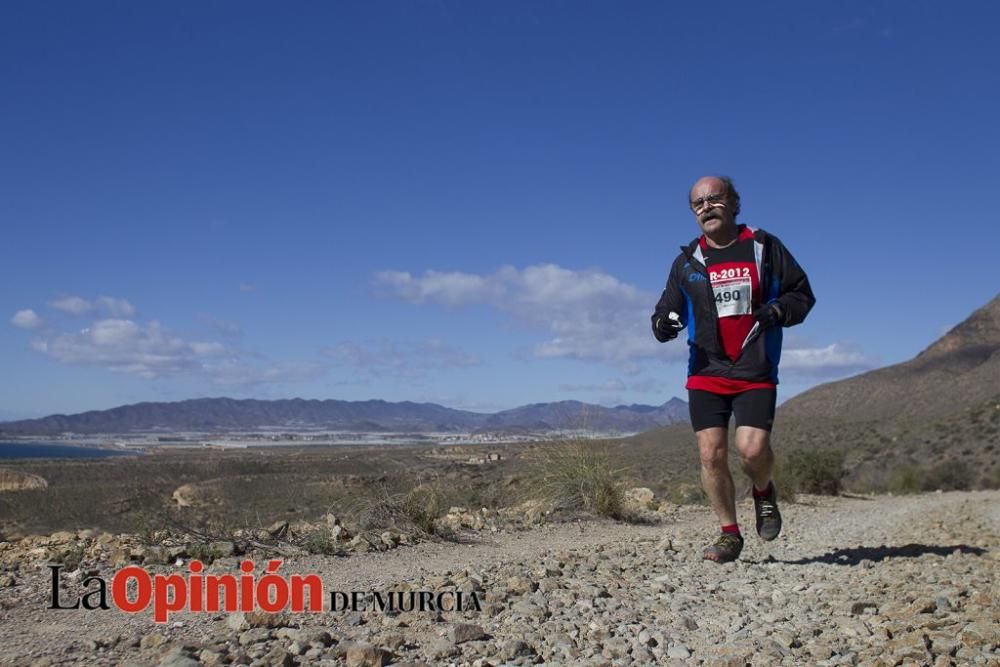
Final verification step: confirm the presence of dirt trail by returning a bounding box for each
[0,490,997,665]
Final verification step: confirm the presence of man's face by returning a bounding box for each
[689,178,735,235]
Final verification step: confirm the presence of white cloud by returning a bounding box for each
[373,270,501,306]
[780,342,875,378]
[628,377,669,394]
[28,316,324,386]
[374,265,878,381]
[323,338,480,377]
[200,315,244,339]
[31,319,208,378]
[50,296,94,316]
[96,296,136,317]
[12,309,43,330]
[374,264,685,368]
[203,360,326,387]
[49,294,135,317]
[239,283,257,293]
[560,379,628,393]
[14,294,331,389]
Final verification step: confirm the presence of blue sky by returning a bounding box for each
[2,1,998,419]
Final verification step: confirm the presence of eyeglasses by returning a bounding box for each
[689,193,728,212]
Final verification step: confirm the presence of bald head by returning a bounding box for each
[689,176,740,217]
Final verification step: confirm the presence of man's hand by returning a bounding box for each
[753,303,784,329]
[653,312,684,342]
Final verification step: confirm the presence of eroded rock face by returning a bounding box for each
[0,468,48,492]
[170,484,196,507]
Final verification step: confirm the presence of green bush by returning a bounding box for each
[920,460,973,491]
[889,461,973,494]
[888,466,922,494]
[778,448,847,496]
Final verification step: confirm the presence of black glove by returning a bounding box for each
[653,313,683,342]
[753,303,784,330]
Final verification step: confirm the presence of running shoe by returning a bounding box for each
[753,482,782,541]
[702,532,744,563]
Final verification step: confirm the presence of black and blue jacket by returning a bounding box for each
[651,227,816,384]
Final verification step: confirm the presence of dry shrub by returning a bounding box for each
[777,448,847,496]
[528,440,627,519]
[352,480,448,536]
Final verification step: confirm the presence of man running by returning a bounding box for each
[651,176,816,563]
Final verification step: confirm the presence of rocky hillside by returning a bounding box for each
[779,292,1000,422]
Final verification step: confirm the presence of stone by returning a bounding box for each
[238,629,272,646]
[345,642,392,667]
[263,646,295,667]
[850,601,878,615]
[198,649,226,666]
[156,653,200,667]
[499,639,534,660]
[448,623,487,644]
[506,575,537,595]
[667,644,691,659]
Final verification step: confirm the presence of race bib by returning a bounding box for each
[710,267,752,318]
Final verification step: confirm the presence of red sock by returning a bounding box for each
[753,482,773,498]
[721,523,741,536]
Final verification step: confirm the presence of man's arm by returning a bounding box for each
[651,258,687,341]
[769,236,815,326]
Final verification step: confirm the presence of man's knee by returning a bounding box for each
[735,427,771,463]
[697,428,728,469]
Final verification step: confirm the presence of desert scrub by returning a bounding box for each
[888,465,923,494]
[890,460,973,493]
[299,531,345,556]
[351,480,449,536]
[528,440,628,519]
[776,448,847,496]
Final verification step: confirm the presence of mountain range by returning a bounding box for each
[0,397,689,436]
[5,292,998,451]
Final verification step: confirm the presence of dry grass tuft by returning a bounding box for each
[528,440,628,519]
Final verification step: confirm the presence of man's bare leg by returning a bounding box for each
[735,425,782,540]
[697,427,736,526]
[734,426,774,491]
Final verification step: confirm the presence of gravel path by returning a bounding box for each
[1,490,997,666]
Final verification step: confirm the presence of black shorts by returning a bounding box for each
[688,388,777,432]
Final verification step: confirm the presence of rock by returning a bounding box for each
[198,649,226,666]
[499,639,534,660]
[959,620,999,649]
[624,487,655,511]
[345,641,392,667]
[850,601,878,615]
[238,629,272,646]
[667,644,691,659]
[226,612,249,632]
[264,646,295,667]
[267,521,289,539]
[245,611,291,628]
[156,653,200,667]
[601,637,629,659]
[422,637,460,660]
[139,633,167,650]
[448,623,487,644]
[505,575,537,595]
[209,541,234,557]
